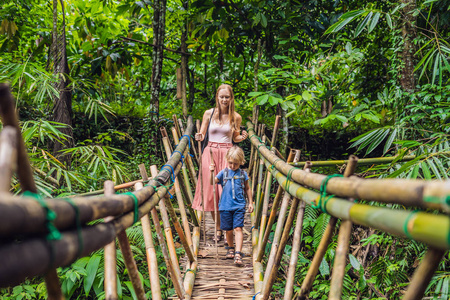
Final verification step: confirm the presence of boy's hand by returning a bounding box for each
[247,202,254,213]
[209,163,215,171]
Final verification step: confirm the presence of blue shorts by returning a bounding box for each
[220,208,246,231]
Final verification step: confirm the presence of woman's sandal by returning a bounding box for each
[234,251,244,266]
[225,247,235,259]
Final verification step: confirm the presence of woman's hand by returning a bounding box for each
[241,130,248,140]
[209,163,215,171]
[247,202,254,213]
[195,133,204,141]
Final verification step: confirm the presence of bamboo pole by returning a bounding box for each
[260,196,300,300]
[256,149,296,263]
[210,147,219,260]
[403,247,446,300]
[69,179,146,197]
[270,115,281,148]
[142,165,185,299]
[184,226,200,296]
[103,181,118,300]
[135,181,162,300]
[329,155,359,300]
[171,127,198,226]
[196,119,206,246]
[254,135,266,229]
[149,165,186,299]
[290,154,434,168]
[0,127,17,192]
[251,124,263,192]
[106,185,146,300]
[168,122,197,186]
[161,135,194,253]
[247,122,450,212]
[284,201,306,300]
[252,215,264,297]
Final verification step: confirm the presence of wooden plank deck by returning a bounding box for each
[176,212,255,300]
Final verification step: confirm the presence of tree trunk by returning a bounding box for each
[150,0,167,121]
[181,2,188,118]
[51,0,73,166]
[400,0,417,93]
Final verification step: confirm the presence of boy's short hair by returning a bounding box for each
[226,145,246,165]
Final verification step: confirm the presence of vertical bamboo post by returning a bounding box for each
[176,68,182,99]
[196,119,206,245]
[248,104,260,175]
[403,247,446,300]
[106,186,146,300]
[209,147,219,260]
[169,122,198,186]
[284,162,311,300]
[257,148,275,244]
[261,196,300,300]
[161,135,194,251]
[270,115,281,148]
[103,181,118,300]
[142,165,185,299]
[254,135,267,228]
[329,155,359,300]
[134,181,162,300]
[256,149,296,262]
[171,127,198,226]
[251,124,264,192]
[0,84,64,300]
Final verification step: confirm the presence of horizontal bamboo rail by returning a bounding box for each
[290,154,418,167]
[247,122,450,212]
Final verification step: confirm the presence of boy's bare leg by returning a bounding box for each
[234,227,243,253]
[226,230,234,248]
[210,211,221,232]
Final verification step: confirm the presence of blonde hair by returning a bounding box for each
[214,84,237,132]
[226,145,246,166]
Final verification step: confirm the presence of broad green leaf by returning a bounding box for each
[248,91,264,97]
[84,254,101,296]
[124,281,138,300]
[410,164,420,179]
[260,13,268,27]
[319,258,330,276]
[386,13,393,29]
[432,53,440,84]
[383,128,397,154]
[427,158,441,180]
[302,90,312,101]
[368,12,381,33]
[257,94,269,105]
[366,128,390,155]
[349,254,361,271]
[421,161,432,179]
[355,12,372,37]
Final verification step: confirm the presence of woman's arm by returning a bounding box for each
[232,113,248,143]
[195,109,213,141]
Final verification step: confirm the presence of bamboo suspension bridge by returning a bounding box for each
[0,83,449,300]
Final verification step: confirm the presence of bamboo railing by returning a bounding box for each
[246,121,450,300]
[0,84,202,300]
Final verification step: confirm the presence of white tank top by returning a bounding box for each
[208,120,233,143]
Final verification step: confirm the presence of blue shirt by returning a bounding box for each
[216,168,249,211]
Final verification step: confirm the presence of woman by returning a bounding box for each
[193,84,248,241]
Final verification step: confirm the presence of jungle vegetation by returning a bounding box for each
[0,0,449,299]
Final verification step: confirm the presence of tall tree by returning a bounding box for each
[150,0,167,121]
[50,0,73,166]
[400,0,417,93]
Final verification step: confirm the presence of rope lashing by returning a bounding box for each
[403,210,418,240]
[184,268,197,279]
[60,197,84,258]
[161,164,176,182]
[312,174,344,214]
[23,191,61,241]
[172,150,185,166]
[181,134,191,150]
[252,292,260,300]
[123,192,140,225]
[285,168,295,193]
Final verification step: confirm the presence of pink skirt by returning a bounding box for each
[192,142,232,212]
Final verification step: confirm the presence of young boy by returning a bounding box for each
[210,145,253,266]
